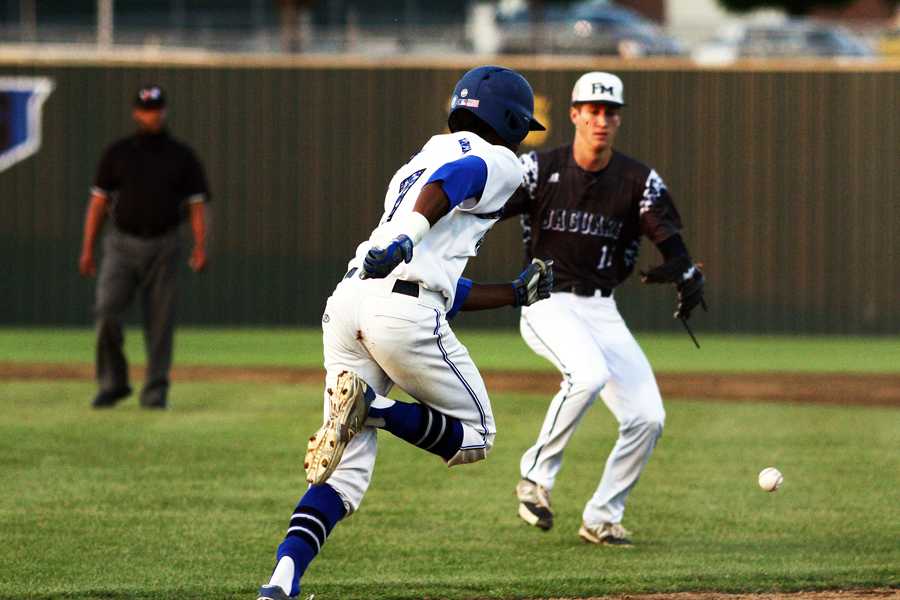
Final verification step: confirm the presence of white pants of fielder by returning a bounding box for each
[320,275,496,513]
[519,291,665,526]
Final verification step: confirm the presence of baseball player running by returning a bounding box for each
[502,72,705,546]
[256,66,551,600]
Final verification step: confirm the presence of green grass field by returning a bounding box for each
[1,329,898,598]
[1,379,898,599]
[1,328,900,373]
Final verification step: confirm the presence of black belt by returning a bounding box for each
[391,280,419,298]
[343,268,419,298]
[556,283,613,298]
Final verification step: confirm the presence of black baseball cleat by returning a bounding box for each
[91,386,132,409]
[516,478,554,531]
[257,584,293,600]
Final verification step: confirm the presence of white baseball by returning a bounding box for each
[758,467,783,492]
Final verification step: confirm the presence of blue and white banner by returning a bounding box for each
[0,77,54,172]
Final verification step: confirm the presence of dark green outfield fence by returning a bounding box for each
[1,55,897,333]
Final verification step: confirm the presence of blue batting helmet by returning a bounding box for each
[448,66,545,146]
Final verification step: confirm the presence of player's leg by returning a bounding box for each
[580,297,664,544]
[261,289,390,599]
[138,232,179,408]
[515,293,610,528]
[92,230,140,407]
[518,294,610,488]
[358,293,494,466]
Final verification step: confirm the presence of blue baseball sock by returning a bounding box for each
[368,400,463,461]
[269,484,347,597]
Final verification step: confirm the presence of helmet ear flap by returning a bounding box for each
[505,110,524,141]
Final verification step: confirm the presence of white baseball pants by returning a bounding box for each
[518,291,665,526]
[319,275,496,513]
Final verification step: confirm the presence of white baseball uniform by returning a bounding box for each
[504,145,684,526]
[321,131,521,512]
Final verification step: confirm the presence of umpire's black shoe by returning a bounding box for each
[91,386,132,409]
[140,395,168,410]
[257,584,294,600]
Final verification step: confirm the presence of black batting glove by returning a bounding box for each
[512,258,554,308]
[675,268,705,320]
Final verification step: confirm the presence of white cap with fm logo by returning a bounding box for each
[571,72,625,106]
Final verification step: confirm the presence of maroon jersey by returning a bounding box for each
[503,145,682,292]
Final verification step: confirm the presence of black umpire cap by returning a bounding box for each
[134,84,166,109]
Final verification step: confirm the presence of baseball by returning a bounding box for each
[758,467,783,492]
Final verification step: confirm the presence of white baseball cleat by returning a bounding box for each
[516,478,554,531]
[304,370,372,485]
[257,584,293,599]
[578,521,633,547]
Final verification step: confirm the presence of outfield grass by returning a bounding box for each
[1,328,899,373]
[1,381,897,599]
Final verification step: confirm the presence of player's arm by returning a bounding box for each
[447,259,554,319]
[637,172,705,320]
[78,191,108,277]
[361,155,488,279]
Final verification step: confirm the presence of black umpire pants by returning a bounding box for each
[94,227,180,407]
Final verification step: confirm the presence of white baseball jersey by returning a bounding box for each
[346,131,521,310]
[320,131,523,513]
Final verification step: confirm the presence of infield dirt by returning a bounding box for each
[1,362,899,407]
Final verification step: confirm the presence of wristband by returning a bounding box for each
[398,211,431,245]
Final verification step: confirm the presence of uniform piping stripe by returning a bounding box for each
[423,412,447,451]
[433,310,487,438]
[460,443,486,450]
[286,526,321,553]
[522,314,573,478]
[290,513,327,541]
[414,409,433,446]
[473,209,503,219]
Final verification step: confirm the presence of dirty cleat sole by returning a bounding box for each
[304,370,371,485]
[515,478,554,531]
[518,502,553,530]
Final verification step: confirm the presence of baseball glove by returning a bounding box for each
[513,258,554,307]
[640,255,707,320]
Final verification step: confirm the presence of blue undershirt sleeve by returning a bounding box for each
[446,277,474,320]
[426,155,488,209]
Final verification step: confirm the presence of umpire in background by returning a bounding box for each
[78,84,210,410]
